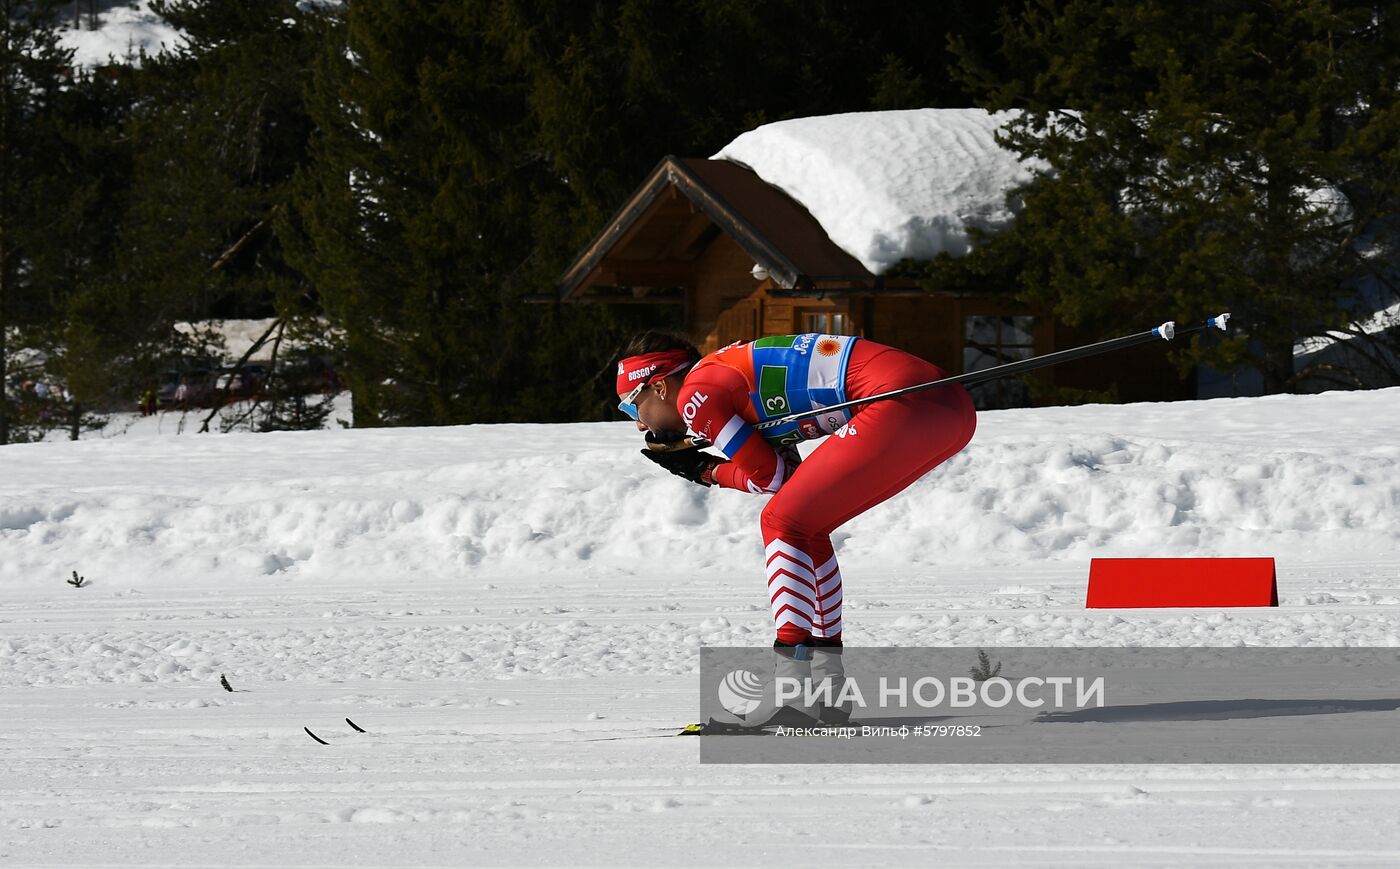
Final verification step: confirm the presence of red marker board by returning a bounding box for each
[1086,557,1278,608]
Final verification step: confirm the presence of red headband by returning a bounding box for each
[616,350,693,396]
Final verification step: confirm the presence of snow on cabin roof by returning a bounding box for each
[712,109,1045,275]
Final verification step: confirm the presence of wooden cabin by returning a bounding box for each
[557,156,1190,407]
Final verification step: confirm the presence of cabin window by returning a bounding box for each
[963,315,1035,409]
[803,312,851,335]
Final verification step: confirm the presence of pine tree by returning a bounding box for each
[956,0,1400,393]
[64,0,321,416]
[283,1,550,426]
[0,0,86,443]
[26,62,137,439]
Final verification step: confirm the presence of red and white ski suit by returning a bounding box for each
[678,338,976,645]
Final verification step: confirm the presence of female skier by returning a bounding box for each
[616,330,976,722]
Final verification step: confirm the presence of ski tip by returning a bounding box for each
[346,717,367,733]
[674,721,777,736]
[304,726,330,745]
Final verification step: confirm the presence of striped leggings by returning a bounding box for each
[761,342,976,645]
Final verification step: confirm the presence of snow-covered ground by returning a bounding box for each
[59,1,183,68]
[4,388,1400,865]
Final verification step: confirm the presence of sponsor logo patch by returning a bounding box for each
[681,390,709,423]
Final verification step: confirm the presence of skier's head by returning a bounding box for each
[615,331,700,433]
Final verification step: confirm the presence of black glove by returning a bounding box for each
[640,430,723,487]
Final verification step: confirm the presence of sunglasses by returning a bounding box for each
[617,379,649,421]
[617,360,692,421]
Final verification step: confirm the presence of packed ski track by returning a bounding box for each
[3,388,1400,865]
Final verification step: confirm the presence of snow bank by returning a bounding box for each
[713,109,1044,273]
[2,388,1397,589]
[172,317,333,364]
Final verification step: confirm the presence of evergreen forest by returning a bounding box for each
[2,0,1397,442]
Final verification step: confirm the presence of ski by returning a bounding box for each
[304,719,368,743]
[581,722,794,741]
[673,721,780,736]
[307,720,851,743]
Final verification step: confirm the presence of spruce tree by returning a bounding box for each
[23,61,132,439]
[284,1,548,426]
[957,0,1400,393]
[0,0,85,443]
[64,0,321,416]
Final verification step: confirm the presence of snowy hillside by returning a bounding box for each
[4,388,1400,864]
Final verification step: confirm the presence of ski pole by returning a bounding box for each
[751,313,1231,432]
